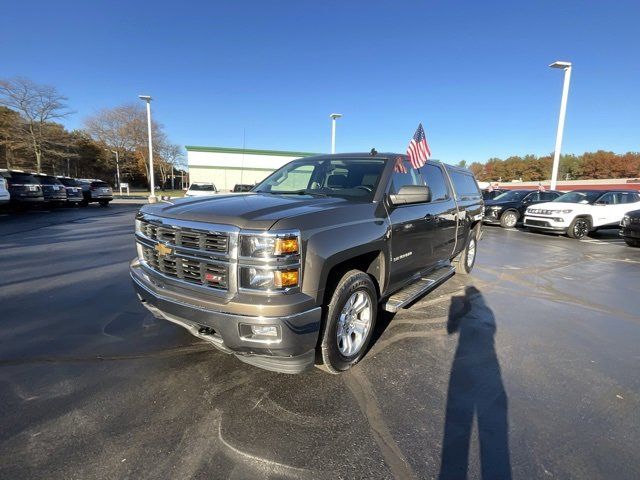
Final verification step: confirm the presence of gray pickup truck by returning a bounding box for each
[130,153,483,374]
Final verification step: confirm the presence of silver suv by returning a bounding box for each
[78,179,113,207]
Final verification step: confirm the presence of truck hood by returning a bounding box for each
[140,193,357,230]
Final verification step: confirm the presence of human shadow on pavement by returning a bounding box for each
[439,286,512,480]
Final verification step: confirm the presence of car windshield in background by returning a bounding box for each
[254,158,386,200]
[8,173,39,184]
[190,184,215,191]
[58,178,79,187]
[553,191,601,204]
[493,190,528,202]
[35,176,62,184]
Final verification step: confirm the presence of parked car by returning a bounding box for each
[482,188,507,201]
[484,189,562,228]
[56,176,85,206]
[524,190,640,239]
[185,182,218,197]
[620,209,640,247]
[77,179,114,206]
[131,153,483,374]
[33,174,68,206]
[0,175,10,207]
[0,170,44,208]
[233,183,254,193]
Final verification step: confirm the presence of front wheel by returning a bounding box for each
[499,210,518,228]
[567,217,590,239]
[318,270,377,374]
[624,238,640,248]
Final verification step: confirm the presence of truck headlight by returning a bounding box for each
[240,233,300,257]
[622,215,630,226]
[135,218,142,233]
[240,267,299,290]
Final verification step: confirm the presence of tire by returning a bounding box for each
[454,229,478,275]
[319,270,378,374]
[567,217,590,239]
[499,210,518,228]
[624,238,640,248]
[99,200,110,207]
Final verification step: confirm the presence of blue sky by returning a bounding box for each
[1,0,638,164]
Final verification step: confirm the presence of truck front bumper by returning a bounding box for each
[130,258,321,374]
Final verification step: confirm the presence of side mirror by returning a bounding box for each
[389,185,431,206]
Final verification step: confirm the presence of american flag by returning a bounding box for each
[406,123,431,169]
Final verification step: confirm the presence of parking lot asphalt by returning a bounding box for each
[1,208,639,479]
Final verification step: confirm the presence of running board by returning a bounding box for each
[383,265,455,313]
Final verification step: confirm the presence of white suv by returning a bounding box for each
[524,190,640,239]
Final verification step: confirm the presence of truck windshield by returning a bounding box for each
[254,158,386,201]
[553,191,601,204]
[493,190,529,202]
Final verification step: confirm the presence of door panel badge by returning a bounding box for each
[393,251,413,262]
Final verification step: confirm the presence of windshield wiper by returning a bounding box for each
[270,189,328,197]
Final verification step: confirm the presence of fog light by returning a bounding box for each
[252,325,279,337]
[239,323,281,342]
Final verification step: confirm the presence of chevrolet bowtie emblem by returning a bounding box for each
[155,243,173,257]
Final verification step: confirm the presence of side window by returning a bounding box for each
[449,171,481,200]
[421,164,450,202]
[541,192,557,201]
[389,159,425,194]
[597,193,614,205]
[525,192,541,202]
[616,192,639,204]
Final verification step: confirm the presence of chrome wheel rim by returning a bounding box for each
[337,291,372,357]
[467,237,476,267]
[504,213,517,227]
[574,220,588,238]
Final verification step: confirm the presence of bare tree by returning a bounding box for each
[158,143,183,189]
[0,77,72,172]
[84,103,165,185]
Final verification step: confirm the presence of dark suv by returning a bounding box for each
[0,170,44,208]
[33,174,67,206]
[484,189,562,228]
[621,209,640,247]
[57,177,85,206]
[131,153,484,374]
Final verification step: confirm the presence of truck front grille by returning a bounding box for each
[142,245,228,289]
[139,220,228,253]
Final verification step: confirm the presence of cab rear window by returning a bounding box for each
[91,181,109,188]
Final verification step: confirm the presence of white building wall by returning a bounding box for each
[186,147,317,191]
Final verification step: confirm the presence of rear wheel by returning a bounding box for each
[454,229,478,275]
[318,270,377,374]
[567,217,590,239]
[99,200,110,207]
[499,210,518,228]
[624,238,640,248]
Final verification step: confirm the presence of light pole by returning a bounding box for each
[139,95,156,203]
[329,113,342,154]
[110,150,121,189]
[549,61,572,190]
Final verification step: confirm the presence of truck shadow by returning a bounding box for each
[439,286,512,480]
